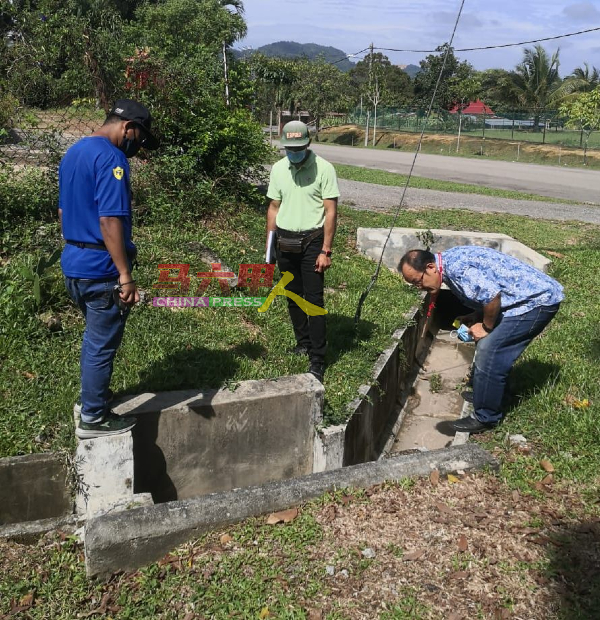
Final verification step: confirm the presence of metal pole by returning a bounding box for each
[269,109,273,147]
[222,42,230,106]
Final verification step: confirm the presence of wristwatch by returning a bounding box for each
[320,250,332,257]
[481,322,493,333]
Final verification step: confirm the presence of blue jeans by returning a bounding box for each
[473,304,560,424]
[65,277,129,423]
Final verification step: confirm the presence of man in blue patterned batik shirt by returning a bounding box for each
[399,246,564,433]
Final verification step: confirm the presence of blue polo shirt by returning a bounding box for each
[59,136,136,279]
[441,246,564,317]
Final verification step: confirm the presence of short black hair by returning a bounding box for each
[399,249,435,272]
[103,113,125,126]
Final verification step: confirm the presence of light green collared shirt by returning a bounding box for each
[267,150,340,232]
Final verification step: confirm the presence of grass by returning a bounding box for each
[3,202,598,488]
[318,126,600,170]
[0,205,417,457]
[333,163,579,204]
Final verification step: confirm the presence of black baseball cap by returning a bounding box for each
[108,99,159,150]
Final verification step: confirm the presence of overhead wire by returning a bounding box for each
[375,25,600,54]
[353,0,467,325]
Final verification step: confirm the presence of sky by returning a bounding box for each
[238,0,600,75]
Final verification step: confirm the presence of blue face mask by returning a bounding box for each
[286,148,307,164]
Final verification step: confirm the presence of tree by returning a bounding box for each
[3,0,127,108]
[478,68,519,114]
[349,52,412,108]
[560,87,600,164]
[510,44,561,131]
[454,76,481,152]
[296,58,351,138]
[245,53,300,126]
[554,62,600,104]
[349,51,413,144]
[413,43,474,110]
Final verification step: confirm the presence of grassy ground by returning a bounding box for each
[0,205,416,457]
[333,163,577,204]
[1,473,599,618]
[318,126,600,170]
[1,203,599,617]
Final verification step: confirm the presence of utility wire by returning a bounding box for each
[375,25,600,54]
[330,47,371,65]
[354,0,467,325]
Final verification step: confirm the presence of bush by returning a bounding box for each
[127,57,271,223]
[0,165,58,247]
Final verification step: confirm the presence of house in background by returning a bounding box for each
[449,100,495,116]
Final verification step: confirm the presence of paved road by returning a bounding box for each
[308,142,600,205]
[336,178,600,225]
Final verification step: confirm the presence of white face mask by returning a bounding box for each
[286,148,307,164]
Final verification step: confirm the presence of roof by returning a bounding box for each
[449,100,495,115]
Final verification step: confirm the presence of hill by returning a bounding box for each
[398,63,420,78]
[235,41,356,72]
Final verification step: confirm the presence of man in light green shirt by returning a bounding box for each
[266,121,340,383]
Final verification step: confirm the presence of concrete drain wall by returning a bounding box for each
[1,229,549,577]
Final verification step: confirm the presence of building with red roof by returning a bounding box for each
[449,100,495,115]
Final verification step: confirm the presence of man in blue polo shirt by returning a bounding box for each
[59,99,159,439]
[399,246,564,433]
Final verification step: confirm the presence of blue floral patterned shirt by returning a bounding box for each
[440,246,564,317]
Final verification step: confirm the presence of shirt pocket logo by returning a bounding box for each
[113,167,124,180]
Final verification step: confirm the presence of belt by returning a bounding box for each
[66,240,108,251]
[276,226,323,241]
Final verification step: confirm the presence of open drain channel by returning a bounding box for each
[391,331,474,453]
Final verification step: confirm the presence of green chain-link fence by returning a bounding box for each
[330,106,600,150]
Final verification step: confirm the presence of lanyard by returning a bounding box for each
[426,253,443,318]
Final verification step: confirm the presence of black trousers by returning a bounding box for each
[276,235,326,361]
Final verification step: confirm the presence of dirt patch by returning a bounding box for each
[307,471,600,618]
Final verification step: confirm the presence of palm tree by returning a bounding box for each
[554,63,600,104]
[511,45,561,132]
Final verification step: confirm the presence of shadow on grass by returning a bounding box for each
[332,131,359,146]
[546,520,600,619]
[326,312,376,365]
[435,359,560,438]
[124,346,240,503]
[505,359,560,410]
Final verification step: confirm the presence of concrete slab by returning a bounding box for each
[112,375,324,501]
[0,515,80,543]
[0,453,72,525]
[357,228,551,273]
[84,443,498,577]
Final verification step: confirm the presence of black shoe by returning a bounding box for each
[451,415,495,434]
[461,390,474,403]
[309,360,325,383]
[290,344,310,356]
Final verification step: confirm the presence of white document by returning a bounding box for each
[265,230,276,264]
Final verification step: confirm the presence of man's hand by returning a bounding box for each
[119,279,140,305]
[469,322,489,342]
[314,254,332,273]
[456,312,481,327]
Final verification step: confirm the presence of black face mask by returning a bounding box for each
[118,135,141,158]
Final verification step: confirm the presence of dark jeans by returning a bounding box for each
[277,236,326,361]
[65,277,129,422]
[473,303,560,424]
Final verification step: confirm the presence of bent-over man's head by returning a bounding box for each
[399,249,441,292]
